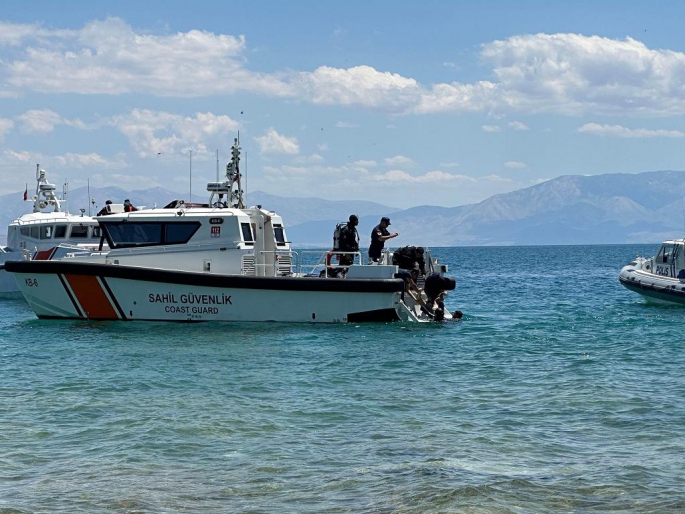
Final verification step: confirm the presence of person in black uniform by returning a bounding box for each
[97,200,112,216]
[338,214,360,267]
[368,216,398,263]
[392,245,426,277]
[424,272,445,308]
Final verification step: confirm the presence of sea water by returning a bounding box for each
[1,244,684,513]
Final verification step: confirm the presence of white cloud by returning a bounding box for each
[255,163,520,206]
[504,161,527,169]
[16,109,88,133]
[414,81,496,114]
[255,128,299,155]
[298,65,420,110]
[481,33,685,116]
[2,149,32,163]
[383,155,414,167]
[2,18,289,98]
[54,152,128,169]
[262,162,473,188]
[353,160,377,168]
[508,121,529,131]
[577,123,685,138]
[0,118,13,141]
[1,148,127,171]
[372,170,475,183]
[4,20,685,117]
[408,33,685,116]
[334,121,359,128]
[482,125,501,132]
[17,109,62,133]
[263,164,345,178]
[294,153,324,164]
[109,109,240,158]
[0,21,75,47]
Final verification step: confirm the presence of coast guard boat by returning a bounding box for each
[619,239,685,305]
[5,140,456,323]
[0,166,105,297]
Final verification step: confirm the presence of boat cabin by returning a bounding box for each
[7,214,102,251]
[96,207,292,277]
[650,239,685,278]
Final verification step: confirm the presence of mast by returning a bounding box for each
[206,136,244,209]
[227,137,244,209]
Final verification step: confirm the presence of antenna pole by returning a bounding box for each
[216,149,219,182]
[87,179,91,216]
[189,150,192,204]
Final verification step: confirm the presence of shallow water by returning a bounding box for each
[2,244,684,512]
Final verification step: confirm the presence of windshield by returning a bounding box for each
[101,221,201,248]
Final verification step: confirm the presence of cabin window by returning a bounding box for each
[92,226,102,238]
[165,223,201,244]
[39,225,53,239]
[20,227,30,237]
[102,221,200,248]
[657,245,673,264]
[107,223,161,245]
[273,224,286,247]
[30,226,40,239]
[70,225,89,238]
[241,222,254,245]
[54,225,67,238]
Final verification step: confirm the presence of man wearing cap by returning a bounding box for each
[368,216,399,263]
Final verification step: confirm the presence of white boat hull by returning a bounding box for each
[6,260,406,323]
[619,259,685,305]
[0,250,25,297]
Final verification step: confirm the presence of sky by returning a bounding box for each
[2,0,685,209]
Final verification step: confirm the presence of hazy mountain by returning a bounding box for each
[288,170,685,247]
[2,170,685,247]
[245,190,399,226]
[387,171,685,246]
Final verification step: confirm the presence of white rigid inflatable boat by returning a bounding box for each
[5,139,457,323]
[619,239,685,305]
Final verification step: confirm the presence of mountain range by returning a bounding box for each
[2,170,685,247]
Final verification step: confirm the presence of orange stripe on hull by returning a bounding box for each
[64,274,119,320]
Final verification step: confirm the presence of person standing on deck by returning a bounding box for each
[338,214,360,267]
[123,199,138,212]
[96,200,112,216]
[368,216,398,263]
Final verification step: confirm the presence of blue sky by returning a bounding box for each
[2,0,685,208]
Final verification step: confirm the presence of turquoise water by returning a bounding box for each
[2,244,685,513]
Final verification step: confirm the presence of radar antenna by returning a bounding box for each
[32,164,62,213]
[206,137,244,209]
